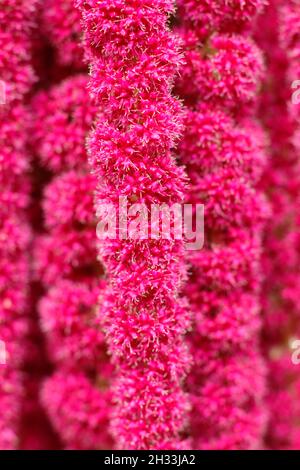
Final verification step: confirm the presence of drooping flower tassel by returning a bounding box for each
[177,0,269,449]
[76,0,191,449]
[0,0,38,449]
[42,0,84,70]
[33,74,113,450]
[255,0,300,449]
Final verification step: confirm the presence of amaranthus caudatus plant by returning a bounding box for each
[0,0,38,449]
[76,0,192,449]
[33,77,113,450]
[31,5,113,447]
[176,0,270,449]
[255,0,300,449]
[1,0,300,451]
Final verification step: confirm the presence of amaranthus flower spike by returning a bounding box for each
[33,72,112,449]
[255,0,300,449]
[0,0,38,450]
[177,0,268,449]
[76,0,191,449]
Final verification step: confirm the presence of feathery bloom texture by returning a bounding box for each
[76,0,191,449]
[178,0,267,36]
[176,29,264,109]
[280,0,300,82]
[32,75,97,172]
[255,0,300,449]
[42,371,112,450]
[33,75,112,449]
[177,2,268,449]
[3,0,299,451]
[39,280,106,371]
[0,0,37,104]
[42,0,84,69]
[0,0,39,449]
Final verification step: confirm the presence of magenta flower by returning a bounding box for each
[0,0,38,449]
[255,0,300,448]
[177,32,264,109]
[33,73,112,448]
[178,0,267,37]
[39,280,107,371]
[177,1,268,449]
[42,371,112,450]
[2,0,299,451]
[42,0,84,69]
[32,75,97,172]
[76,0,191,449]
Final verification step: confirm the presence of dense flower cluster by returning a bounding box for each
[255,0,300,449]
[0,0,38,450]
[0,0,37,104]
[1,0,300,452]
[177,2,268,449]
[178,0,267,37]
[42,371,112,450]
[76,0,191,449]
[42,0,84,69]
[32,75,97,172]
[33,74,112,450]
[176,29,264,108]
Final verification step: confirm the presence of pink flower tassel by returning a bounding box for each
[76,0,191,449]
[42,0,84,70]
[33,74,113,449]
[255,0,300,449]
[177,0,269,449]
[0,0,38,449]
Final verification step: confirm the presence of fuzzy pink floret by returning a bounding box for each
[178,0,267,36]
[0,0,37,449]
[42,0,84,69]
[177,32,264,108]
[32,75,97,172]
[39,280,106,370]
[177,1,268,450]
[279,0,300,80]
[188,348,267,450]
[112,368,190,450]
[42,371,112,450]
[0,106,30,180]
[0,109,31,222]
[35,170,98,286]
[43,171,96,229]
[265,354,300,449]
[34,229,97,286]
[178,105,266,180]
[0,368,24,450]
[255,0,300,448]
[0,1,37,103]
